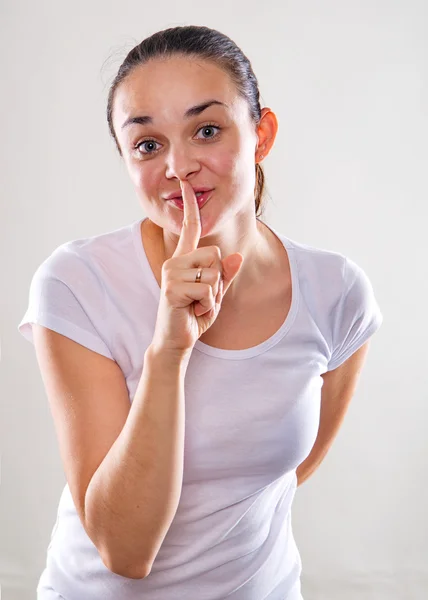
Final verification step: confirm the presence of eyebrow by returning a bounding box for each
[121,99,228,130]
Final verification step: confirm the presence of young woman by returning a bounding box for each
[19,25,383,600]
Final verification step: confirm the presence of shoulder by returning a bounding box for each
[268,225,378,325]
[272,228,347,307]
[34,220,136,287]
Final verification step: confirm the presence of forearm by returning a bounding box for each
[84,345,190,579]
[296,439,332,487]
[296,455,322,486]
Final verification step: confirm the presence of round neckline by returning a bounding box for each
[132,217,300,360]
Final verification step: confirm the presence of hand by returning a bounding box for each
[150,180,244,354]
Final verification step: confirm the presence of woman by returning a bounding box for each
[19,25,383,600]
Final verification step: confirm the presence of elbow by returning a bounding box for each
[86,518,152,580]
[100,551,152,580]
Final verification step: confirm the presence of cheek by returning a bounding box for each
[128,161,159,193]
[139,170,159,192]
[206,145,256,201]
[126,159,142,187]
[207,148,236,177]
[209,144,250,183]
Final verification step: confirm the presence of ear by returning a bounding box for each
[254,107,279,161]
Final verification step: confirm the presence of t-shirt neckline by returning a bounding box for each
[132,217,300,360]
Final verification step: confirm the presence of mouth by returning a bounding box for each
[167,189,213,210]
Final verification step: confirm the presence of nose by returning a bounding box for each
[164,146,201,181]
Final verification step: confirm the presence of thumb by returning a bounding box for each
[221,253,245,295]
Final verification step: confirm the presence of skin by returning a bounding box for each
[111,55,279,306]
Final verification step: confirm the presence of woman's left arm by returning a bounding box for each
[296,340,371,487]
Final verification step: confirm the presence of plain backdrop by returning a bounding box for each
[2,1,427,598]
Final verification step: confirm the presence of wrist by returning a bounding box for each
[145,343,192,372]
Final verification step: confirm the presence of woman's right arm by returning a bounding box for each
[33,323,191,580]
[84,343,191,579]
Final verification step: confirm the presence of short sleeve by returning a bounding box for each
[18,246,114,361]
[326,256,383,372]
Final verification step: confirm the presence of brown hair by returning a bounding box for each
[106,25,268,218]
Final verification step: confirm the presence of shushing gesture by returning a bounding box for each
[151,180,244,355]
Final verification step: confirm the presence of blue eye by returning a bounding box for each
[135,123,222,156]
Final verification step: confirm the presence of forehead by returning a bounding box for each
[112,56,244,129]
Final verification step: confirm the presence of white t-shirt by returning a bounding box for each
[18,217,383,600]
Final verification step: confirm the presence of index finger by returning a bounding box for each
[173,179,202,257]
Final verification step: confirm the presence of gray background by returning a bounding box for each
[2,0,427,598]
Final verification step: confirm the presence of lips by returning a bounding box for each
[164,187,213,200]
[168,189,213,210]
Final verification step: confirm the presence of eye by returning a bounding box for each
[195,124,221,140]
[136,140,160,155]
[134,123,222,156]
